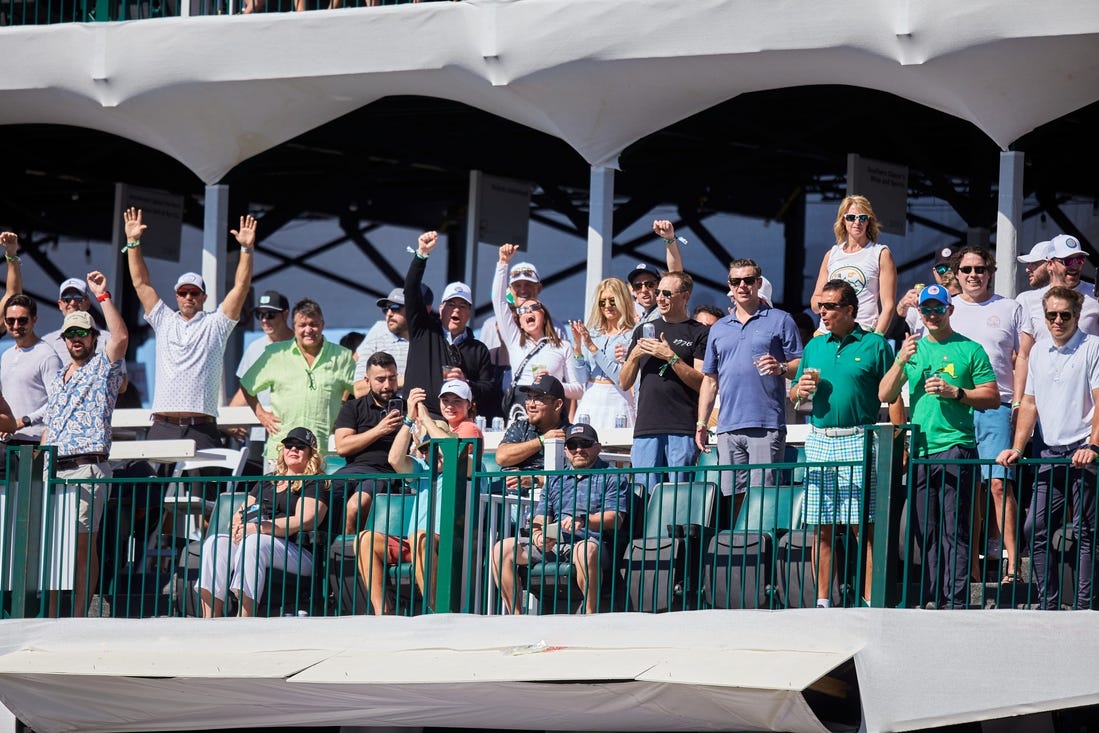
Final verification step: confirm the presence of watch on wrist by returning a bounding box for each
[953,388,965,401]
[1088,445,1099,456]
[20,416,30,428]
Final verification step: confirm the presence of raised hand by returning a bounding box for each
[418,231,439,257]
[230,214,258,248]
[653,219,676,241]
[498,243,519,264]
[0,232,17,257]
[123,208,146,242]
[86,271,108,297]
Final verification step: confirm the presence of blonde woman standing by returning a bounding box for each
[569,277,637,430]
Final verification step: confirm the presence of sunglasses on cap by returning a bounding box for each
[515,303,543,315]
[727,276,759,288]
[4,316,28,326]
[920,304,948,315]
[176,289,203,299]
[62,328,92,340]
[958,265,988,275]
[933,264,952,275]
[511,267,537,278]
[565,439,596,451]
[598,298,617,308]
[60,294,87,303]
[843,214,870,223]
[282,441,310,451]
[255,311,282,321]
[1045,310,1075,323]
[631,280,657,292]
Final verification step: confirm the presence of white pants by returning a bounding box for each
[197,532,313,604]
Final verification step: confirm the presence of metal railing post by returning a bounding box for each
[433,437,468,613]
[869,424,905,608]
[5,446,53,618]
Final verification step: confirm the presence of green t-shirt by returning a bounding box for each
[794,327,893,429]
[902,332,996,456]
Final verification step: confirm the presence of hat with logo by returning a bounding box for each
[1018,240,1053,263]
[61,311,97,333]
[509,262,541,285]
[627,262,659,284]
[441,282,473,305]
[933,247,955,267]
[518,374,565,400]
[256,290,289,312]
[174,272,206,292]
[58,278,88,298]
[565,423,599,444]
[918,284,951,306]
[1046,234,1084,261]
[439,379,473,401]
[281,426,318,450]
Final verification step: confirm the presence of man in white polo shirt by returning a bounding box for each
[998,286,1099,610]
[122,207,256,450]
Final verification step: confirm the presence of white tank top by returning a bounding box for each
[826,242,887,330]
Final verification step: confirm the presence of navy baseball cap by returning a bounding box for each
[565,424,599,444]
[519,374,565,400]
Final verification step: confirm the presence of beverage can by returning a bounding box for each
[642,323,656,340]
[614,414,627,428]
[491,417,505,432]
[576,413,590,424]
[475,416,486,432]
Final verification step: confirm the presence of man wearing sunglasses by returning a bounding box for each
[0,231,24,338]
[0,293,62,449]
[227,290,293,449]
[40,271,128,617]
[696,259,802,521]
[491,423,633,614]
[42,278,129,395]
[880,284,999,609]
[122,207,256,451]
[897,247,959,338]
[496,374,569,491]
[621,270,708,486]
[352,286,428,397]
[625,219,685,326]
[997,287,1099,610]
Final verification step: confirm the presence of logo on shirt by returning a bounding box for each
[830,266,867,295]
[672,339,694,347]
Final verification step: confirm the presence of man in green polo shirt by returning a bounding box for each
[241,298,356,472]
[879,284,998,608]
[791,280,891,607]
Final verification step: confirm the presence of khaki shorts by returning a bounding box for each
[58,461,112,533]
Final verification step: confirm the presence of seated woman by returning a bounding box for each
[568,277,637,429]
[492,243,583,422]
[197,427,328,617]
[356,387,460,615]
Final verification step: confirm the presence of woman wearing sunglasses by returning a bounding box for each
[567,277,637,429]
[493,243,583,422]
[197,427,328,617]
[810,195,897,335]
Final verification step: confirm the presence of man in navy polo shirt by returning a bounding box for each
[696,258,802,522]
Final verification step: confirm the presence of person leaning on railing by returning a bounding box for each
[879,284,999,610]
[196,427,328,618]
[996,286,1099,610]
[789,279,890,608]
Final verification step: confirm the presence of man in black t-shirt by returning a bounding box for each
[620,270,708,487]
[333,351,403,534]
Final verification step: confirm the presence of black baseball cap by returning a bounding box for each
[256,290,289,312]
[565,424,599,444]
[281,427,318,450]
[519,374,565,400]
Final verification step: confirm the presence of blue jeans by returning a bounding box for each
[631,434,699,490]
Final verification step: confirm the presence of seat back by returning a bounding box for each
[208,492,248,535]
[642,482,717,538]
[733,485,806,535]
[363,493,415,537]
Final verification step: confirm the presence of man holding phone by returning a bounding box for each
[334,351,405,534]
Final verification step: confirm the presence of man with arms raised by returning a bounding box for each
[997,287,1099,610]
[123,207,256,449]
[41,272,128,617]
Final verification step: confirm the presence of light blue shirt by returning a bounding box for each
[44,352,125,457]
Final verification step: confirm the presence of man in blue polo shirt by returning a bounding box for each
[696,258,802,522]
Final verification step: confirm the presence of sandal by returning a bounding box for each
[1001,572,1022,585]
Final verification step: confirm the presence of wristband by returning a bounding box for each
[96,292,111,303]
[695,421,707,428]
[1011,401,1021,408]
[658,353,680,377]
[1009,447,1023,456]
[121,240,140,252]
[537,435,545,446]
[240,245,254,254]
[402,417,415,429]
[4,254,19,263]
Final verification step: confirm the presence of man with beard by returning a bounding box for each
[41,271,128,617]
[335,351,404,534]
[240,298,355,473]
[496,374,570,492]
[353,287,427,396]
[43,277,129,394]
[403,231,495,419]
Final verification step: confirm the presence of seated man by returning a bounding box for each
[490,424,633,614]
[495,374,569,491]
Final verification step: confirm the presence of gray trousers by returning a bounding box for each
[716,428,786,497]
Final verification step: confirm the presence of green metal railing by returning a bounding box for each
[3,424,1096,618]
[0,0,443,25]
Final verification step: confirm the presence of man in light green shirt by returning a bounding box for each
[241,298,355,471]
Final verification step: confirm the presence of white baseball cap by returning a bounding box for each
[174,272,206,292]
[441,282,473,305]
[1046,234,1084,261]
[509,262,540,285]
[1017,241,1053,263]
[58,278,87,298]
[439,379,473,401]
[759,276,773,306]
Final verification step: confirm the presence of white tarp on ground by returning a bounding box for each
[0,0,1096,184]
[0,610,1098,732]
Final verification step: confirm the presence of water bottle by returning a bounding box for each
[614,413,627,428]
[576,413,590,424]
[475,416,487,432]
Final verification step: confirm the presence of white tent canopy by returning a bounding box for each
[0,0,1096,184]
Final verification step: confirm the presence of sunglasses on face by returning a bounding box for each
[1054,256,1086,268]
[920,304,948,315]
[631,280,658,292]
[728,276,759,288]
[60,294,87,303]
[63,328,92,340]
[524,393,552,404]
[515,303,543,316]
[255,311,282,321]
[383,303,404,313]
[958,265,988,275]
[656,289,684,299]
[565,440,595,451]
[4,316,28,326]
[843,214,870,223]
[934,264,952,275]
[818,302,844,312]
[598,298,617,308]
[176,289,202,299]
[1045,310,1075,323]
[282,442,310,451]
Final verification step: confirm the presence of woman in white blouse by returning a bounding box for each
[568,277,637,430]
[493,244,583,422]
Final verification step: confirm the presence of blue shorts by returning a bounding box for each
[974,403,1013,481]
